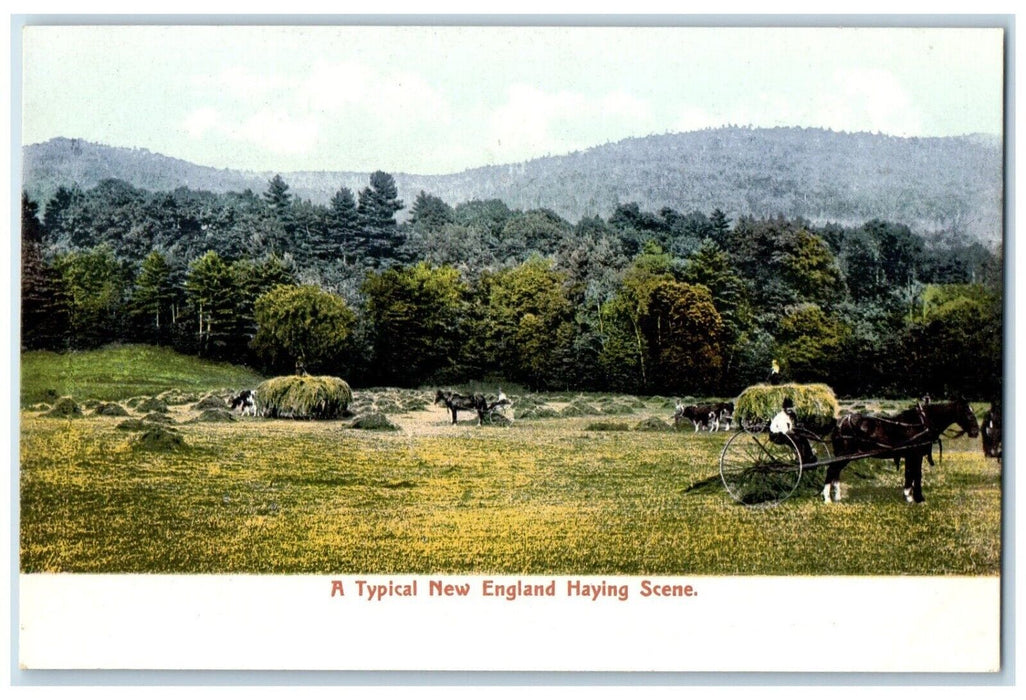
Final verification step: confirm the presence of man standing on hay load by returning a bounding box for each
[769,397,817,464]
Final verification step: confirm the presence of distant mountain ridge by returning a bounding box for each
[22,127,1004,242]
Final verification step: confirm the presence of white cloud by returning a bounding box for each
[599,91,651,122]
[237,110,321,155]
[486,84,658,162]
[813,68,923,135]
[192,66,290,102]
[672,105,718,133]
[180,106,320,157]
[183,107,221,139]
[300,61,371,112]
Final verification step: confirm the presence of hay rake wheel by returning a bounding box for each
[719,429,803,507]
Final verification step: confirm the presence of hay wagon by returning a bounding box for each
[718,383,839,507]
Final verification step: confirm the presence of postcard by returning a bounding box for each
[14,20,1007,675]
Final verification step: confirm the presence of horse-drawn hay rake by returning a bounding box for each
[717,385,980,507]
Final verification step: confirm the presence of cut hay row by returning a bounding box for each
[734,382,840,434]
[256,375,352,420]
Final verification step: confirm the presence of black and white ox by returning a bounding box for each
[230,389,257,417]
[674,401,734,432]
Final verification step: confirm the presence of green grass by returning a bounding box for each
[19,405,1001,576]
[21,345,265,405]
[18,346,1002,576]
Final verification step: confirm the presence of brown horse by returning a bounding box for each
[825,398,979,503]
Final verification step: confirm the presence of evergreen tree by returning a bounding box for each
[129,250,176,344]
[21,193,69,350]
[263,174,293,219]
[323,186,360,263]
[409,191,455,232]
[184,250,238,358]
[681,239,753,389]
[357,171,404,261]
[42,185,85,248]
[230,254,299,343]
[709,208,732,237]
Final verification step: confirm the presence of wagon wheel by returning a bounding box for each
[719,429,803,507]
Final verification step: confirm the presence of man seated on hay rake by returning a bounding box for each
[769,397,818,465]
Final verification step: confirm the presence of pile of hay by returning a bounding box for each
[595,398,637,415]
[515,405,559,420]
[157,389,200,405]
[257,375,352,420]
[560,400,602,417]
[135,397,169,414]
[132,426,186,451]
[634,416,673,432]
[734,383,840,434]
[193,395,229,411]
[43,397,83,419]
[94,402,129,417]
[142,412,174,424]
[116,419,149,431]
[190,409,235,423]
[349,413,398,430]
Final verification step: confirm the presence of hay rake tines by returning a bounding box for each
[719,424,939,507]
[719,429,805,507]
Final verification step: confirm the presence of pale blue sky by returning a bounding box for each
[21,25,1005,174]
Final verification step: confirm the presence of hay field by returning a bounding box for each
[19,386,1002,576]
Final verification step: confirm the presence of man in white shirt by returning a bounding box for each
[769,397,816,464]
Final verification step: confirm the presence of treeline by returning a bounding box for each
[20,172,1003,398]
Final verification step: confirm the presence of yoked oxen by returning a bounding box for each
[674,401,734,432]
[230,389,258,417]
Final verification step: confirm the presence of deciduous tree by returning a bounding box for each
[252,284,356,374]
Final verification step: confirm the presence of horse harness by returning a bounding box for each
[834,406,945,465]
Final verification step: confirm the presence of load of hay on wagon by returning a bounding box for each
[256,375,353,420]
[734,382,840,435]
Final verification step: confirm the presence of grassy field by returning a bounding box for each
[18,348,1003,576]
[21,345,266,405]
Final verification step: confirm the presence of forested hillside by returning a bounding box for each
[20,159,1003,399]
[23,127,1003,242]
